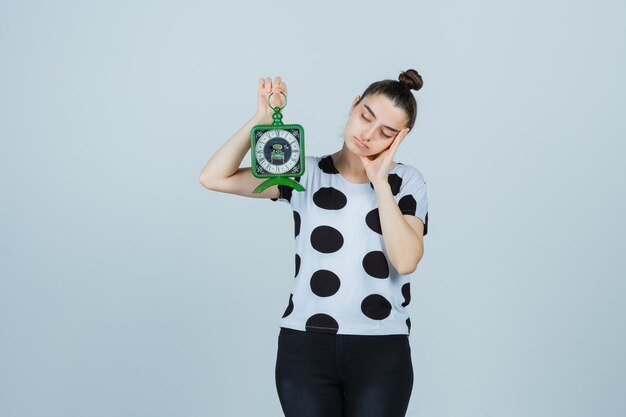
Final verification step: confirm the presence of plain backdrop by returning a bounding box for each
[1,1,625,416]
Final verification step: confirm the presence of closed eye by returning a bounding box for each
[361,114,393,138]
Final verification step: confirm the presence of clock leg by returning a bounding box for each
[253,177,305,193]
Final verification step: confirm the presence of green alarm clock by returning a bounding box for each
[250,91,305,193]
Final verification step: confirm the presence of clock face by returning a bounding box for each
[254,128,301,175]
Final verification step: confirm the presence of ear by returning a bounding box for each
[350,95,361,112]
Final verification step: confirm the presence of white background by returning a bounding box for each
[1,1,624,416]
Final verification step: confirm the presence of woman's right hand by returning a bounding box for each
[256,76,288,123]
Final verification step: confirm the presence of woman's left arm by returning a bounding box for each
[373,182,424,274]
[359,127,424,274]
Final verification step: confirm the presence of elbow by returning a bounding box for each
[397,264,417,276]
[396,253,423,275]
[199,175,215,190]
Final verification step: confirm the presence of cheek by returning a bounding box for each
[370,143,390,154]
[350,113,365,126]
[379,141,394,152]
[349,117,361,130]
[347,123,362,137]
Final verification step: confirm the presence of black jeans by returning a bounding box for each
[275,327,414,417]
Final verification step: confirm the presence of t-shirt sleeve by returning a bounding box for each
[270,184,294,204]
[269,155,314,204]
[397,168,429,236]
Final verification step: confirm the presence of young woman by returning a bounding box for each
[199,69,428,417]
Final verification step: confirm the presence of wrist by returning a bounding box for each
[372,179,390,190]
[252,112,271,124]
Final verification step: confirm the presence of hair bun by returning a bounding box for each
[398,69,423,91]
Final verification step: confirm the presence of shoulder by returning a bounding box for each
[304,154,337,174]
[304,154,322,166]
[394,162,426,184]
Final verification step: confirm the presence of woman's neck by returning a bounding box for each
[331,144,368,180]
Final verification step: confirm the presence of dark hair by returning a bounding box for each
[354,69,423,130]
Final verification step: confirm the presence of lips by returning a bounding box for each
[354,137,368,149]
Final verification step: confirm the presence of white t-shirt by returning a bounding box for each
[271,154,428,335]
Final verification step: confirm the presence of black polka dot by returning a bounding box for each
[293,211,301,237]
[398,194,417,215]
[310,269,341,297]
[319,155,340,174]
[313,187,347,210]
[295,254,301,277]
[362,251,389,278]
[305,313,339,334]
[423,212,428,236]
[387,174,403,195]
[401,282,411,307]
[406,317,411,333]
[282,293,294,318]
[361,294,392,320]
[310,225,344,253]
[365,208,382,235]
[370,173,402,195]
[280,185,294,202]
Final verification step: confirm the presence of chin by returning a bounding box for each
[350,143,369,155]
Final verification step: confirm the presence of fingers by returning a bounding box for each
[265,77,272,94]
[259,76,288,97]
[261,76,287,109]
[397,128,409,137]
[392,131,406,150]
[389,129,408,154]
[273,77,287,99]
[273,76,281,92]
[260,77,269,92]
[395,128,410,143]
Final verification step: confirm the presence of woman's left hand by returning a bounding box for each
[359,128,410,187]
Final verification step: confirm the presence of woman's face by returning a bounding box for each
[343,93,408,158]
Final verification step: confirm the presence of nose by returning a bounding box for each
[361,125,376,141]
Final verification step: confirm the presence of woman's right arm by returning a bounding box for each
[198,76,286,199]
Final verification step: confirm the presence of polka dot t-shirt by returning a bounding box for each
[270,154,428,335]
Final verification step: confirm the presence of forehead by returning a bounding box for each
[360,95,406,128]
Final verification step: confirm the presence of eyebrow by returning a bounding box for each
[363,104,400,132]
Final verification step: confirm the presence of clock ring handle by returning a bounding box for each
[267,91,287,111]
